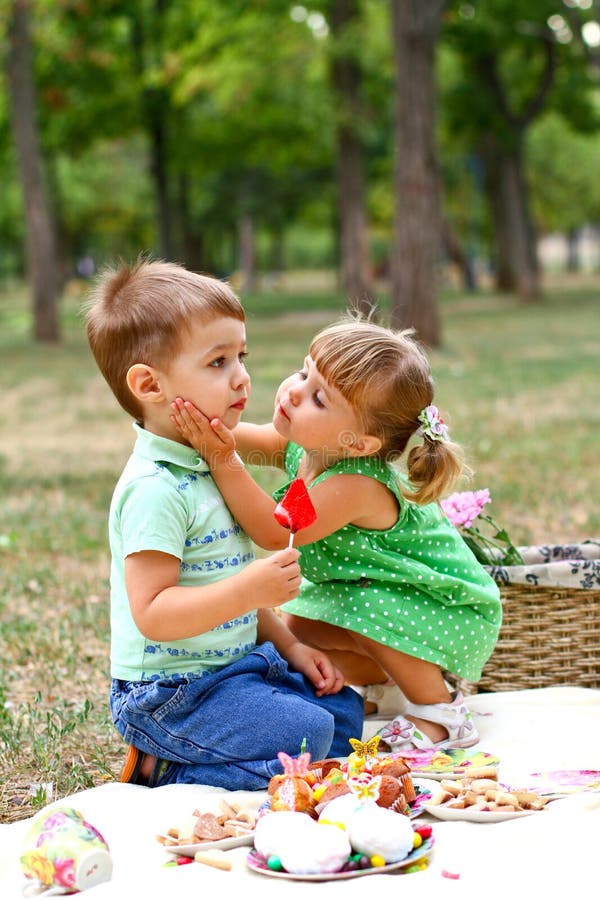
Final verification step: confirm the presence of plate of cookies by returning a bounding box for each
[157,797,258,858]
[423,804,537,823]
[422,767,549,823]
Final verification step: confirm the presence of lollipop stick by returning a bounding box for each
[288,532,295,549]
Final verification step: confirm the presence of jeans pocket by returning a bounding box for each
[125,677,189,720]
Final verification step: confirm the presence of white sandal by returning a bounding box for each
[376,691,479,751]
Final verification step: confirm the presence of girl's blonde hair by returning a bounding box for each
[309,315,464,504]
[85,257,245,421]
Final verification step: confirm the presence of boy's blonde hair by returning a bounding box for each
[85,257,245,421]
[309,315,464,504]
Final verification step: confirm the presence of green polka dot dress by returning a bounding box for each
[278,443,502,682]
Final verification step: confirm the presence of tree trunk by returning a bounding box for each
[176,172,205,271]
[237,214,256,293]
[149,118,171,259]
[390,0,446,347]
[441,219,477,292]
[130,0,172,259]
[566,228,580,273]
[329,0,373,314]
[483,140,540,301]
[269,227,285,274]
[6,0,60,342]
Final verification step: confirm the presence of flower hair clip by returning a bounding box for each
[417,405,449,442]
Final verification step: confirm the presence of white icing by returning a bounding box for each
[317,793,363,829]
[348,805,414,862]
[255,802,416,873]
[254,811,314,858]
[278,823,351,874]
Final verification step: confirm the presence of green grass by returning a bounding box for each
[0,273,598,822]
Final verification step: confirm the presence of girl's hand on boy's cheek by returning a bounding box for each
[170,397,211,447]
[171,399,237,465]
[204,415,236,452]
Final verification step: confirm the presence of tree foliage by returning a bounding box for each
[0,0,598,332]
[440,0,599,297]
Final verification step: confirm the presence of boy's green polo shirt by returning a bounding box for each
[109,423,257,681]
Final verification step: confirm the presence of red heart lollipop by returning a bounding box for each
[274,478,317,546]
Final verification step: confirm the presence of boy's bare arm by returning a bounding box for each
[125,548,301,643]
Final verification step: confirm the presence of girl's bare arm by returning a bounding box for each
[171,399,397,549]
[232,421,287,468]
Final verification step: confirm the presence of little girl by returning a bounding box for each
[171,316,502,751]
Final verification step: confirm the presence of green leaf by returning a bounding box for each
[462,535,492,565]
[502,546,525,566]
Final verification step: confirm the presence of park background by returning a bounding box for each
[0,0,599,823]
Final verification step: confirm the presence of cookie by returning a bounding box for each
[193,812,229,842]
[194,849,232,870]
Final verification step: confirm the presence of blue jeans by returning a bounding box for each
[110,641,364,790]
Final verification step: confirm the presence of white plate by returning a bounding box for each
[412,777,440,795]
[245,836,434,881]
[422,803,538,823]
[163,832,254,857]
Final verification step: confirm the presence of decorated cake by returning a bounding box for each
[251,738,433,876]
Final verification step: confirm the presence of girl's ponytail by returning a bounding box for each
[402,403,466,504]
[404,438,465,505]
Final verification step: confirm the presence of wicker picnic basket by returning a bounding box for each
[449,542,600,695]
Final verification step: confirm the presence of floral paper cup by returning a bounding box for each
[20,806,112,895]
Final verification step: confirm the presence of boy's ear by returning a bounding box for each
[344,433,382,457]
[126,363,164,404]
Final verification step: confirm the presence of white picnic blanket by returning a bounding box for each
[1,686,599,898]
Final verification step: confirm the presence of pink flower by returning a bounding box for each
[53,857,77,889]
[441,489,491,528]
[440,488,523,566]
[379,718,415,744]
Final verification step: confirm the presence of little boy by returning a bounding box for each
[85,258,363,788]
